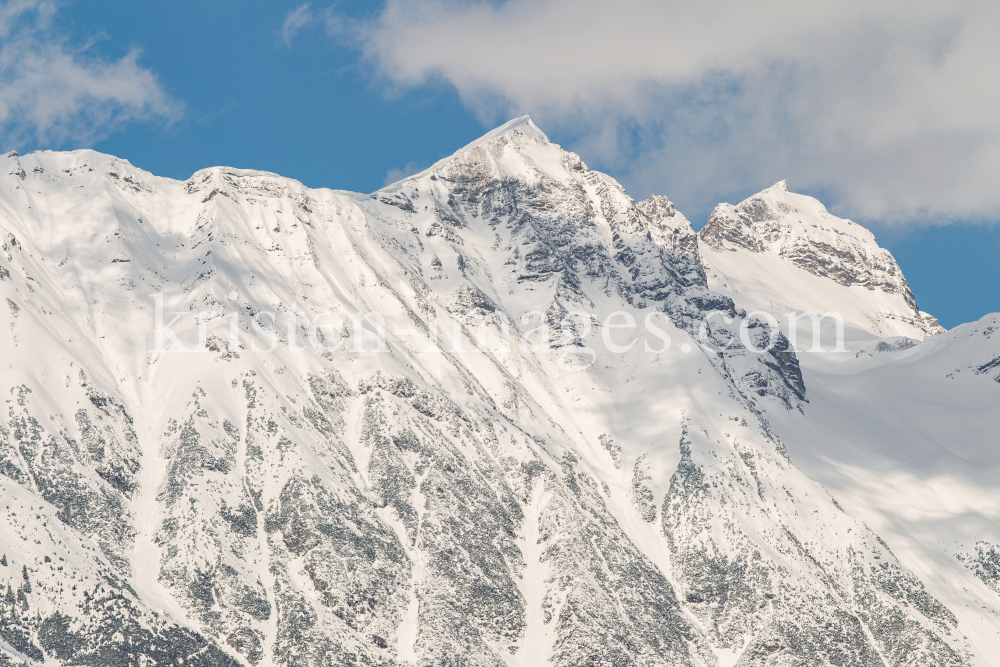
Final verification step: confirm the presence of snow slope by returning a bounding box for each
[0,120,997,666]
[766,314,1000,659]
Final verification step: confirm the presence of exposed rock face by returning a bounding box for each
[662,424,967,667]
[0,477,242,667]
[699,181,944,340]
[0,119,995,667]
[636,194,701,259]
[700,182,908,297]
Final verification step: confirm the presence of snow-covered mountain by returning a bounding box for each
[699,181,944,345]
[0,117,997,666]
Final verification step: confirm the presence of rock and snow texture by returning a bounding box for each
[699,181,944,343]
[0,118,996,666]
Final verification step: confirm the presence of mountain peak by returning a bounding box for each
[379,115,580,192]
[700,182,866,254]
[471,114,549,146]
[448,114,553,162]
[438,115,551,167]
[698,183,943,339]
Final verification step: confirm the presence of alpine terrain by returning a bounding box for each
[0,116,997,666]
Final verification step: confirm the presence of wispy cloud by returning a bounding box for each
[334,0,1000,225]
[280,3,313,48]
[383,161,422,187]
[0,0,181,149]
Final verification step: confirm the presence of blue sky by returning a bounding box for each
[4,0,998,328]
[27,0,487,192]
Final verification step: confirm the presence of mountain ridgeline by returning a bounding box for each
[1,117,998,666]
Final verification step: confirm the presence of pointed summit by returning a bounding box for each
[438,114,555,170]
[464,115,550,148]
[378,115,582,192]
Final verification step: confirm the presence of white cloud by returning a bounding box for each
[383,161,422,187]
[0,0,181,149]
[280,3,313,48]
[338,0,1000,225]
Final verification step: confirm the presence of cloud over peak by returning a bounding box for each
[335,0,1000,225]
